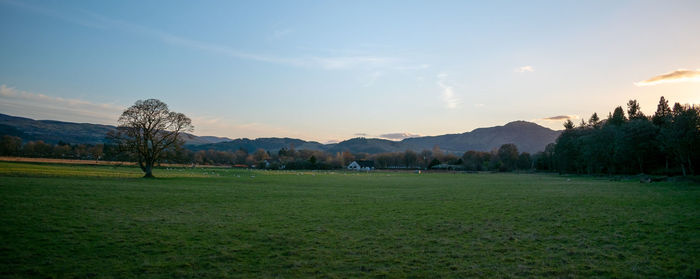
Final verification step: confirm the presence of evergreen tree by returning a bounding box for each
[627,99,646,120]
[588,113,600,128]
[563,119,574,130]
[545,97,699,176]
[609,106,627,126]
[652,96,672,126]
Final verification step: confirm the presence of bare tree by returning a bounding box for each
[108,99,193,178]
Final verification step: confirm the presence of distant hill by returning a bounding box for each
[401,121,561,154]
[189,137,326,153]
[0,113,231,145]
[0,113,560,154]
[325,138,406,154]
[194,121,561,154]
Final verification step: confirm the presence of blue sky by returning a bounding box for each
[1,0,699,143]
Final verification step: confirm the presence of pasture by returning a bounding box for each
[0,161,698,278]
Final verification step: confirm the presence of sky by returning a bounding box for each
[1,0,699,143]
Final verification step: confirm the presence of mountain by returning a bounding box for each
[196,121,560,154]
[401,121,561,154]
[0,114,115,144]
[0,113,231,145]
[189,137,325,152]
[181,135,232,145]
[325,138,406,154]
[0,113,561,154]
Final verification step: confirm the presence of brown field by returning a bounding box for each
[0,157,223,168]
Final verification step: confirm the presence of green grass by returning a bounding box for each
[1,161,698,278]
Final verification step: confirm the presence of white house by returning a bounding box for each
[347,160,375,171]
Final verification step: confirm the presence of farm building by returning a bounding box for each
[347,160,375,171]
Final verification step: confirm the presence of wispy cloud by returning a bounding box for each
[360,71,384,87]
[312,56,394,70]
[541,115,577,121]
[532,115,581,130]
[0,84,124,124]
[635,69,700,86]
[3,1,403,71]
[189,115,310,140]
[515,65,534,73]
[98,14,400,71]
[350,132,420,140]
[269,28,293,40]
[395,64,430,71]
[437,73,460,109]
[379,133,421,140]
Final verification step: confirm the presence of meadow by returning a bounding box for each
[0,161,698,278]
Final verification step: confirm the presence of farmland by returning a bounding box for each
[0,162,698,278]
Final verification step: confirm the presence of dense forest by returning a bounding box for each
[1,96,697,175]
[535,97,699,176]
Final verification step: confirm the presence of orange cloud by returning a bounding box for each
[635,69,700,86]
[515,65,534,73]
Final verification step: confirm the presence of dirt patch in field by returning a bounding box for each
[0,157,135,166]
[0,157,225,168]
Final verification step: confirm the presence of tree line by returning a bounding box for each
[0,98,534,177]
[0,134,535,172]
[3,96,695,176]
[0,138,112,160]
[535,97,699,176]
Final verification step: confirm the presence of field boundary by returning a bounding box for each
[0,157,223,168]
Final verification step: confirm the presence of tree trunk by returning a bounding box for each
[143,160,155,178]
[688,156,694,176]
[680,162,687,176]
[138,158,146,172]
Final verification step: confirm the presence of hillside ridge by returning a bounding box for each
[0,113,561,154]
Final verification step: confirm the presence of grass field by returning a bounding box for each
[0,161,698,278]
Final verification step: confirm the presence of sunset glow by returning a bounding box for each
[1,0,699,141]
